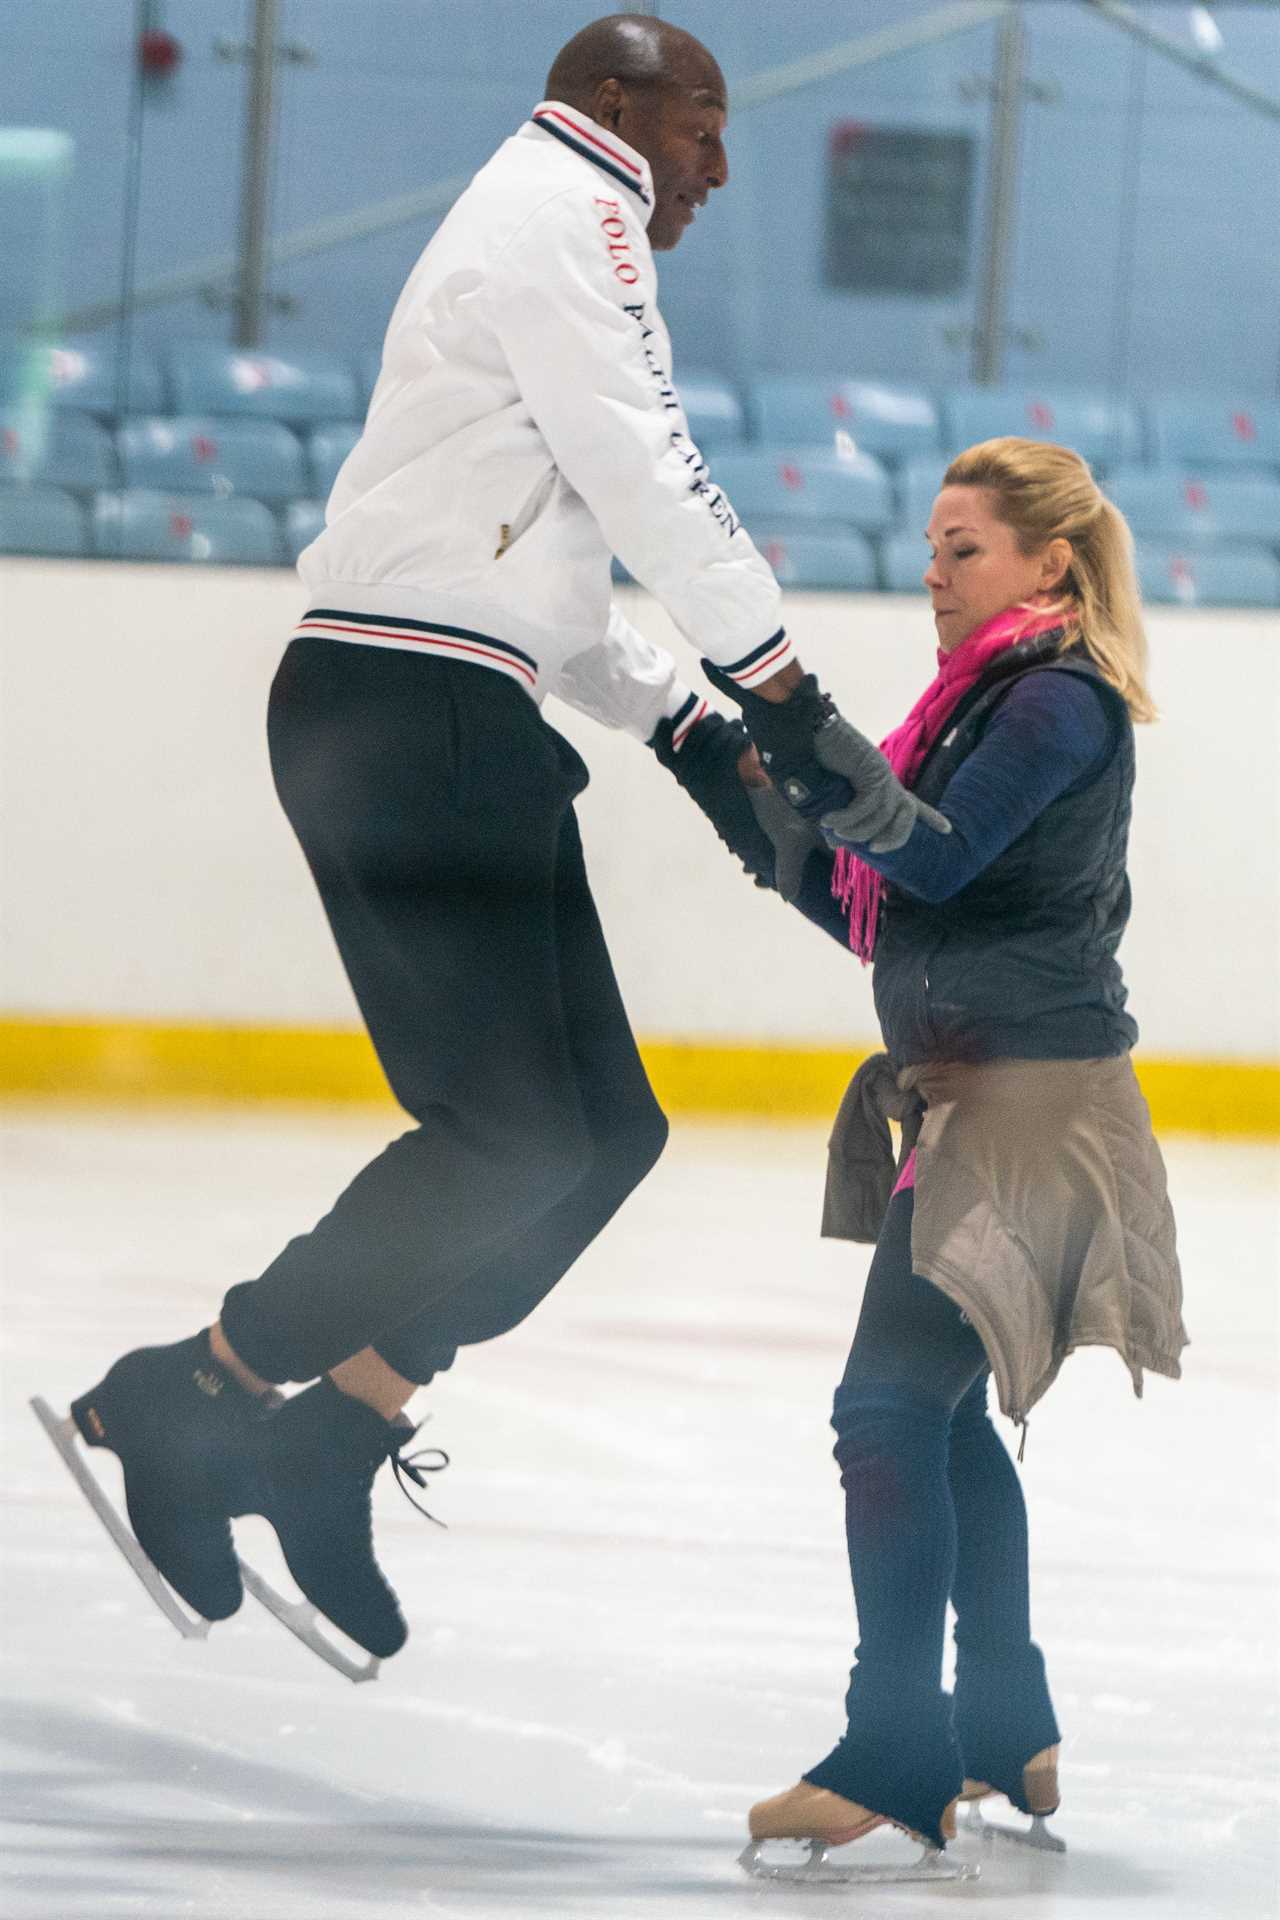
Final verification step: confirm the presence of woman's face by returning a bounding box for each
[923,485,1067,652]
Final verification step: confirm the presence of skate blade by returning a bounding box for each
[29,1396,212,1641]
[960,1801,1067,1854]
[236,1556,380,1684]
[737,1838,978,1885]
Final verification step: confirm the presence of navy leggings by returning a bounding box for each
[814,1188,1060,1818]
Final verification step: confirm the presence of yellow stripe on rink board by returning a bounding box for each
[0,1019,393,1106]
[0,1018,1276,1138]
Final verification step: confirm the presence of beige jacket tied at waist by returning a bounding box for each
[822,1052,1188,1426]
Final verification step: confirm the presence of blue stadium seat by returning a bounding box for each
[308,422,362,497]
[748,378,939,463]
[712,448,893,533]
[0,485,87,556]
[942,387,1141,467]
[1107,467,1280,545]
[93,491,282,564]
[166,344,358,425]
[677,370,744,451]
[897,455,950,532]
[880,532,933,594]
[43,340,165,417]
[0,409,115,490]
[752,529,877,589]
[1148,397,1280,472]
[1136,545,1280,609]
[284,499,326,563]
[118,417,305,502]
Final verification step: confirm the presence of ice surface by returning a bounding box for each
[3,1104,1277,1918]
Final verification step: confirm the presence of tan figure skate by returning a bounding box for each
[738,1783,977,1885]
[959,1742,1066,1852]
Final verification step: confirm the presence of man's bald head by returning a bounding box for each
[544,15,729,252]
[546,15,724,111]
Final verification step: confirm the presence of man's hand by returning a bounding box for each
[700,662,855,817]
[650,711,776,886]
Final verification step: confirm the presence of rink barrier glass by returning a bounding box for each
[2,6,1279,596]
[0,1017,1275,1138]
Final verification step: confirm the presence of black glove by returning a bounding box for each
[650,710,775,887]
[699,663,854,818]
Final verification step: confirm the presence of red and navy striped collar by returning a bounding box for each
[530,100,653,210]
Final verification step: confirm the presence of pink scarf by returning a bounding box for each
[833,604,1072,960]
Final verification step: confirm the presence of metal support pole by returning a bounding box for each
[234,0,279,347]
[972,1,1025,385]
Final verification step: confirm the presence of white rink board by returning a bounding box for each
[2,1105,1277,1919]
[1,557,1278,1057]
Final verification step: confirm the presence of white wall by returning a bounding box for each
[2,558,1277,1059]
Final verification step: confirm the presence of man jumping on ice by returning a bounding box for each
[37,15,879,1674]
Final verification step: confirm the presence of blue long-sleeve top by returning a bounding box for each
[795,669,1115,937]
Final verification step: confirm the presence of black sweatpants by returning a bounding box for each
[219,638,668,1384]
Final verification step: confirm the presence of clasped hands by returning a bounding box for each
[701,661,950,901]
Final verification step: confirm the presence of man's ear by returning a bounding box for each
[591,77,625,129]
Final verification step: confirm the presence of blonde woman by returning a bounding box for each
[668,438,1188,1872]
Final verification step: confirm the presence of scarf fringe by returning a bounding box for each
[830,606,1072,960]
[833,844,880,964]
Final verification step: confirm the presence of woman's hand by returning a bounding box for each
[815,718,952,853]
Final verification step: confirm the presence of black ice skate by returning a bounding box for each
[233,1377,447,1683]
[30,1330,278,1637]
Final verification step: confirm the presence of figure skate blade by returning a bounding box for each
[738,1837,978,1885]
[30,1395,211,1640]
[960,1799,1067,1853]
[237,1555,380,1683]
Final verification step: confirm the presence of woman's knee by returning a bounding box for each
[830,1377,952,1471]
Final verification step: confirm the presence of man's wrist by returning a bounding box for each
[751,660,805,704]
[736,742,769,788]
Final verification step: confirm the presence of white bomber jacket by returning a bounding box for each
[295,101,792,745]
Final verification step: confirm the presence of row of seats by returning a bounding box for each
[5,485,1277,607]
[685,376,1280,475]
[5,417,1279,549]
[1,411,358,504]
[19,339,1280,473]
[29,341,375,430]
[709,450,1280,547]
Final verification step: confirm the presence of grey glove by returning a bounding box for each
[746,781,825,902]
[814,717,952,854]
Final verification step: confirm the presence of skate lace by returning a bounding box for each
[390,1441,450,1528]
